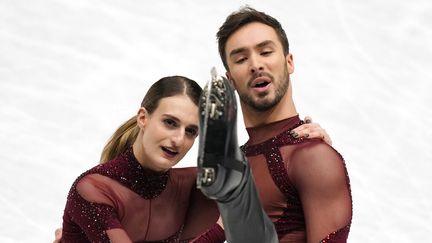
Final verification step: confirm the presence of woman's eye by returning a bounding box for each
[164,119,177,128]
[185,128,198,137]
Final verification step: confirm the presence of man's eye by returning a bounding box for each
[261,51,273,56]
[235,57,247,64]
[164,119,177,128]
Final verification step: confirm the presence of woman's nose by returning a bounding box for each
[171,130,185,147]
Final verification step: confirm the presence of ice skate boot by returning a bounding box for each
[197,67,246,202]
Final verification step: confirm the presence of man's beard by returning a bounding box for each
[238,65,289,112]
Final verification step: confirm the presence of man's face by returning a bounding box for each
[225,22,294,112]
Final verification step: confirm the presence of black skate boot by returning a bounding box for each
[197,67,246,201]
[197,68,278,243]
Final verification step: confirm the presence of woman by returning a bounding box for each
[61,76,223,242]
[58,75,331,242]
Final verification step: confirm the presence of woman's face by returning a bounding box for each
[134,95,199,172]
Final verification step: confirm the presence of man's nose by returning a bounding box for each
[249,54,264,73]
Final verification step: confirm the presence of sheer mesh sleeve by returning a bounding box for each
[191,223,225,243]
[62,174,131,243]
[180,184,221,242]
[288,140,352,243]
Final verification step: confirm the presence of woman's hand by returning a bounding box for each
[216,216,224,229]
[290,116,332,145]
[53,228,62,243]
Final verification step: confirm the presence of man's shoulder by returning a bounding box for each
[289,140,347,183]
[292,139,344,163]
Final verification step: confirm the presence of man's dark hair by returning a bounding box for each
[216,6,290,71]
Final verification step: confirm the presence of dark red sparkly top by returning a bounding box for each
[62,147,223,243]
[241,115,352,243]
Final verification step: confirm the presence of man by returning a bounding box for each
[197,6,352,243]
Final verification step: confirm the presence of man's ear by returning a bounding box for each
[136,107,148,129]
[286,53,294,74]
[225,71,237,89]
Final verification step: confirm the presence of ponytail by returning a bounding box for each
[99,116,139,164]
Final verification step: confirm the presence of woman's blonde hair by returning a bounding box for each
[99,76,202,163]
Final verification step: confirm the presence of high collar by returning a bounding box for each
[99,147,169,199]
[245,115,302,145]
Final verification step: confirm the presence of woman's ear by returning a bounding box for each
[136,107,148,129]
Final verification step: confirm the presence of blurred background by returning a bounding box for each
[1,0,431,242]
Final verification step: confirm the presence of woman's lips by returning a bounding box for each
[161,146,178,158]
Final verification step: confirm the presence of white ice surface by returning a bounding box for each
[1,0,431,242]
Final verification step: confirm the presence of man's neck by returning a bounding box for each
[241,97,297,128]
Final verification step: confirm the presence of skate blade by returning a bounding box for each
[198,69,228,187]
[201,77,226,120]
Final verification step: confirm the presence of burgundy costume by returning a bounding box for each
[62,147,224,243]
[241,115,352,242]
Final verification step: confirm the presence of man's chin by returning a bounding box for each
[251,98,277,111]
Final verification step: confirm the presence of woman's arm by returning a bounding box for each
[180,170,225,243]
[191,221,225,243]
[62,175,132,243]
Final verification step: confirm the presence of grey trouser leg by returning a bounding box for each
[216,165,278,243]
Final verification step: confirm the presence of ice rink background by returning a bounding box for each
[1,0,431,242]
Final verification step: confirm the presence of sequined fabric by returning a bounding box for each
[320,225,350,243]
[99,147,169,200]
[62,147,220,242]
[241,115,352,242]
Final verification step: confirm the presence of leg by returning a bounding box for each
[197,68,278,243]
